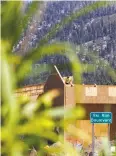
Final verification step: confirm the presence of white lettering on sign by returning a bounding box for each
[108,87,116,97]
[85,87,97,96]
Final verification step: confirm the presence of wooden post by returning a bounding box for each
[108,123,110,149]
[108,124,110,141]
[92,123,95,156]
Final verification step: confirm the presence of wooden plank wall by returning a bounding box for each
[65,120,108,146]
[65,85,75,107]
[65,85,116,105]
[76,120,108,137]
[82,104,116,140]
[15,84,44,97]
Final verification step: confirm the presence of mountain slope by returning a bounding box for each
[16,1,116,85]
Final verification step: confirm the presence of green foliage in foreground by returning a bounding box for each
[1,1,116,156]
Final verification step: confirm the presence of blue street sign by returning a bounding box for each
[90,112,112,124]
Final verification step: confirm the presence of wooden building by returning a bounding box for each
[16,66,116,143]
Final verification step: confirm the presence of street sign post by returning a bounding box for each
[90,112,112,124]
[90,112,112,156]
[92,123,95,156]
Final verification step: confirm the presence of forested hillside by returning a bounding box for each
[15,1,116,85]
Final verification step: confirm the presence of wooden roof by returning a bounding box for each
[15,83,44,99]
